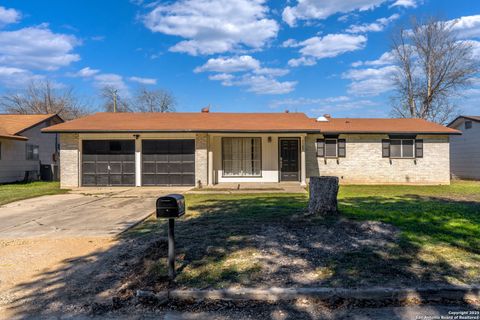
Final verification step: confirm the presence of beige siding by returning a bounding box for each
[450,119,480,180]
[306,134,450,185]
[60,133,80,188]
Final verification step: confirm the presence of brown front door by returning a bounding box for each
[279,139,299,181]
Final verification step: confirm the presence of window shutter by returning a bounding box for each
[317,139,325,157]
[415,139,423,158]
[338,139,346,157]
[382,139,390,158]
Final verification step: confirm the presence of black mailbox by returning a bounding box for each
[156,194,185,219]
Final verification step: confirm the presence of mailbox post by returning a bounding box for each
[156,194,185,281]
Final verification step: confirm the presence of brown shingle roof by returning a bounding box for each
[317,118,460,135]
[42,112,321,133]
[42,112,460,135]
[0,114,60,140]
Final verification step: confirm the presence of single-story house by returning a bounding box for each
[0,114,63,183]
[447,115,480,180]
[42,111,460,188]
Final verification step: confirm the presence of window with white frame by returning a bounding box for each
[316,138,346,158]
[26,144,39,161]
[222,137,261,176]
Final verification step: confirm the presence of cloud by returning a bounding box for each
[128,76,157,85]
[288,34,367,67]
[449,15,480,39]
[0,66,44,87]
[351,50,395,67]
[0,24,80,71]
[208,73,234,82]
[390,0,417,8]
[288,57,317,67]
[270,95,378,115]
[194,55,291,93]
[74,67,100,77]
[0,6,21,27]
[142,0,278,55]
[93,73,129,96]
[346,14,399,33]
[232,74,297,94]
[342,65,397,96]
[194,55,260,73]
[282,0,387,27]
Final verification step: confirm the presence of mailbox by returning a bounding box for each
[156,194,185,219]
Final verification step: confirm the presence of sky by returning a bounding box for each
[0,0,479,118]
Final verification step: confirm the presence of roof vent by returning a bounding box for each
[316,116,329,122]
[201,106,210,113]
[323,114,331,119]
[285,109,290,113]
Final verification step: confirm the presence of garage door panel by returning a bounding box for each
[156,174,170,186]
[123,162,135,173]
[182,162,195,173]
[142,139,195,186]
[81,140,135,186]
[156,163,168,173]
[182,175,195,185]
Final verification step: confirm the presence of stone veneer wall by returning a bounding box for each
[195,133,208,187]
[305,134,450,185]
[59,133,79,188]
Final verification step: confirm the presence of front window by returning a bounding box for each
[26,144,39,161]
[222,137,261,176]
[325,139,337,157]
[390,139,414,158]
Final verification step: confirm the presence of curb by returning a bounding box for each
[136,286,480,304]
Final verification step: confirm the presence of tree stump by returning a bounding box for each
[308,176,339,216]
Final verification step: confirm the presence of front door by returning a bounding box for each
[279,139,299,181]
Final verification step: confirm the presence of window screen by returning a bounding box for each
[389,139,414,158]
[465,121,472,129]
[222,138,261,176]
[325,139,337,157]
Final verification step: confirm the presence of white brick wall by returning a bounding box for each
[306,134,450,185]
[60,133,79,188]
[195,133,208,187]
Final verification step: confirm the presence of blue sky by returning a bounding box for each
[1,0,479,118]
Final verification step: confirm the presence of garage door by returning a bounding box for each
[82,140,135,186]
[142,140,195,186]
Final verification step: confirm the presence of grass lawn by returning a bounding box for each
[126,180,480,290]
[0,181,67,206]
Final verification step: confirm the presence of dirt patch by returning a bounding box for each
[0,235,166,319]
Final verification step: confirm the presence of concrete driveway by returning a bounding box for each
[0,187,190,238]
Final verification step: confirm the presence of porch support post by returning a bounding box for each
[208,134,214,186]
[300,136,306,186]
[135,136,142,187]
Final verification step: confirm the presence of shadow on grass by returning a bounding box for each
[6,193,480,319]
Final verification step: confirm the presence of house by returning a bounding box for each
[447,115,480,180]
[42,111,460,188]
[0,114,64,183]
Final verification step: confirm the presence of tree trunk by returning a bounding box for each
[308,176,339,216]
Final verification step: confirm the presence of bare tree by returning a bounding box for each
[100,86,131,112]
[391,17,479,124]
[133,87,176,112]
[0,80,88,120]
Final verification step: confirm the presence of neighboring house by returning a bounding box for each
[42,111,459,188]
[447,115,480,180]
[0,114,64,183]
